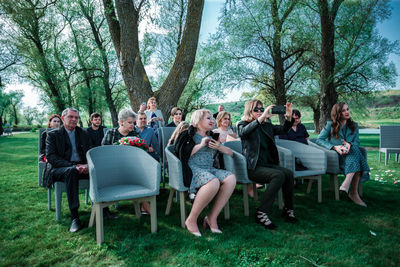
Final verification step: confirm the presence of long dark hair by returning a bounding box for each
[330,102,355,139]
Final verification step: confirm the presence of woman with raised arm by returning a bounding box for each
[316,102,369,207]
[238,100,297,230]
[174,109,236,237]
[145,97,164,133]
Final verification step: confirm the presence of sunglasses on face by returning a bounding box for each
[253,107,265,112]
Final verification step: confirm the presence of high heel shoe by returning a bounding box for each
[185,222,201,237]
[348,194,367,207]
[339,185,349,194]
[203,216,222,234]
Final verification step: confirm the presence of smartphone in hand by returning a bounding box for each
[271,106,286,114]
[211,132,220,141]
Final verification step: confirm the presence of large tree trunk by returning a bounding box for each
[312,107,321,133]
[12,105,18,125]
[318,0,343,131]
[103,0,204,117]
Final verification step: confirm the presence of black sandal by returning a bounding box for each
[255,210,277,230]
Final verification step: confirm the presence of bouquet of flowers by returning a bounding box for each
[119,136,149,152]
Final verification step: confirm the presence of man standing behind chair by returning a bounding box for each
[86,113,106,148]
[46,108,92,233]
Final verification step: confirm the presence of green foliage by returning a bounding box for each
[1,133,400,266]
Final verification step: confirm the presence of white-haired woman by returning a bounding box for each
[174,109,236,237]
[102,109,138,145]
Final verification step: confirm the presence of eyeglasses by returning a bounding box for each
[253,107,265,112]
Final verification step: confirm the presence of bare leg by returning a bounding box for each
[207,175,236,229]
[185,178,220,233]
[248,184,254,197]
[141,201,151,214]
[340,173,355,193]
[348,172,367,206]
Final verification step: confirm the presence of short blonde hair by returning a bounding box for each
[147,97,157,110]
[241,100,263,122]
[190,109,212,127]
[216,111,231,127]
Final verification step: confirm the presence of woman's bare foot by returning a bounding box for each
[248,186,254,198]
[140,201,151,215]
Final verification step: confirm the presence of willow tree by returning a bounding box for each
[102,0,204,116]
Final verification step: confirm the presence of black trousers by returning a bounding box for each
[248,164,294,214]
[53,166,88,218]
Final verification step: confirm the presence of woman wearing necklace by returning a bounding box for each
[316,102,369,207]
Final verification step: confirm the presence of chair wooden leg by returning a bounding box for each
[165,188,175,215]
[317,176,322,203]
[55,184,62,221]
[88,205,95,227]
[47,188,52,210]
[332,174,339,200]
[329,175,334,190]
[385,153,388,165]
[242,184,249,216]
[150,196,157,233]
[179,191,186,229]
[85,189,89,205]
[95,203,104,245]
[306,180,313,194]
[253,183,258,201]
[134,201,141,219]
[224,201,230,220]
[278,189,283,210]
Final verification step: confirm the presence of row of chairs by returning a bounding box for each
[37,126,367,244]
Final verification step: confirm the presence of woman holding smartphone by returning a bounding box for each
[238,100,297,230]
[174,109,236,236]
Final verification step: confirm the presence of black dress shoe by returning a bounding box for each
[104,209,119,219]
[69,218,82,233]
[281,208,298,223]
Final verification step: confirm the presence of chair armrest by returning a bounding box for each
[165,147,187,191]
[276,139,327,173]
[276,145,294,172]
[223,150,251,184]
[309,140,339,174]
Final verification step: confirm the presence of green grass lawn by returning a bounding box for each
[1,133,399,266]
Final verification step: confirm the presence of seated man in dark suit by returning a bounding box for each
[86,112,106,148]
[45,108,92,233]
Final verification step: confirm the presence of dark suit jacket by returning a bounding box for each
[43,126,92,187]
[238,118,293,170]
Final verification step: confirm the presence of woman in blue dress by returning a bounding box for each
[175,109,236,236]
[316,102,369,207]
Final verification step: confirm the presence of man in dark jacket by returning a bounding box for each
[86,112,106,147]
[46,108,92,233]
